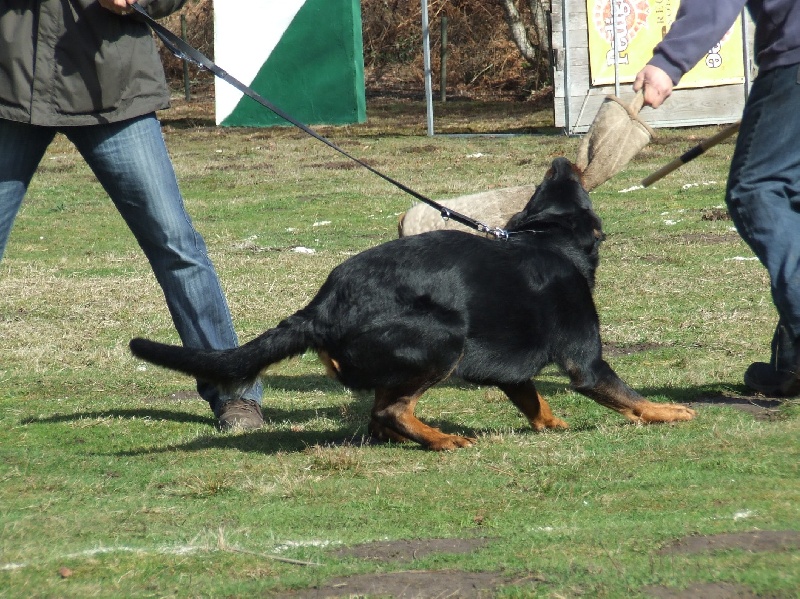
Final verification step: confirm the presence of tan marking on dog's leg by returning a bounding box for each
[499,381,568,431]
[368,419,411,443]
[372,387,476,451]
[317,350,341,380]
[570,362,696,423]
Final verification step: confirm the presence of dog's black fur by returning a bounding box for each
[130,158,694,449]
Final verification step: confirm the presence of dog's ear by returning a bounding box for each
[577,209,605,258]
[505,158,605,259]
[505,159,595,233]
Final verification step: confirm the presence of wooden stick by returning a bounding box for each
[641,121,740,187]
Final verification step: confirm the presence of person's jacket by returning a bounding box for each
[649,0,800,85]
[0,0,187,126]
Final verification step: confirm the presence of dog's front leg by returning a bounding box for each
[372,386,476,451]
[498,381,568,431]
[368,419,411,443]
[569,360,696,423]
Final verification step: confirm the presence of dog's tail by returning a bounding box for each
[129,315,313,391]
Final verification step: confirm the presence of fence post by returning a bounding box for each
[440,16,447,102]
[181,14,190,101]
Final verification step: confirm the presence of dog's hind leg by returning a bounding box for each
[372,383,477,451]
[498,381,568,431]
[567,359,696,423]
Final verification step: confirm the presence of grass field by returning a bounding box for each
[1,93,798,598]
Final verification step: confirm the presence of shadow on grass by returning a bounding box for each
[20,409,211,427]
[113,383,793,457]
[111,421,487,457]
[637,382,789,407]
[20,375,791,456]
[141,427,384,455]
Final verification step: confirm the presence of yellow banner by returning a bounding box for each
[586,0,745,88]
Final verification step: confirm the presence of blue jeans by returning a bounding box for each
[0,114,262,413]
[726,63,800,346]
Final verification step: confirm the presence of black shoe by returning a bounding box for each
[217,398,264,431]
[743,361,800,397]
[743,320,800,397]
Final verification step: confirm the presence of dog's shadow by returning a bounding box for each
[21,377,790,456]
[21,374,490,455]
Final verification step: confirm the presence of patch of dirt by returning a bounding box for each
[333,537,493,562]
[278,538,532,598]
[701,208,732,221]
[658,530,800,555]
[689,394,786,421]
[645,531,799,596]
[644,582,767,599]
[317,161,362,170]
[282,570,538,599]
[280,531,800,597]
[602,342,667,357]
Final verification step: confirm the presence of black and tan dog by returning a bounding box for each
[130,158,695,450]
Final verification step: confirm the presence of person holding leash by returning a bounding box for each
[634,0,800,397]
[0,0,264,427]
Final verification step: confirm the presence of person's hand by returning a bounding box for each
[98,0,137,16]
[633,65,674,109]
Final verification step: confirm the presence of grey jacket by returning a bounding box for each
[649,0,800,85]
[0,0,187,126]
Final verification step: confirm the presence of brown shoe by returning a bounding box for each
[217,398,264,431]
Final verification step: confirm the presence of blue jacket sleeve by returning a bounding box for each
[649,0,747,84]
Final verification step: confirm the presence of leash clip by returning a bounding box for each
[483,226,510,241]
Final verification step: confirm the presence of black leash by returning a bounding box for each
[133,4,510,240]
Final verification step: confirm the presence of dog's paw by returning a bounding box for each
[635,402,696,423]
[531,416,569,431]
[426,434,477,451]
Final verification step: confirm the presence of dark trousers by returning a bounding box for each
[726,63,800,348]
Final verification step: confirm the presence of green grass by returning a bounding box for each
[0,95,797,597]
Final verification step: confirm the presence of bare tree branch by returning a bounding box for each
[497,0,552,87]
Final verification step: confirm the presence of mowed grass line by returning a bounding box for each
[0,96,797,597]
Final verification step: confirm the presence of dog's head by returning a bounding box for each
[505,157,605,262]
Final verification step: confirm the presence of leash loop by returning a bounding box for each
[132,3,509,240]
